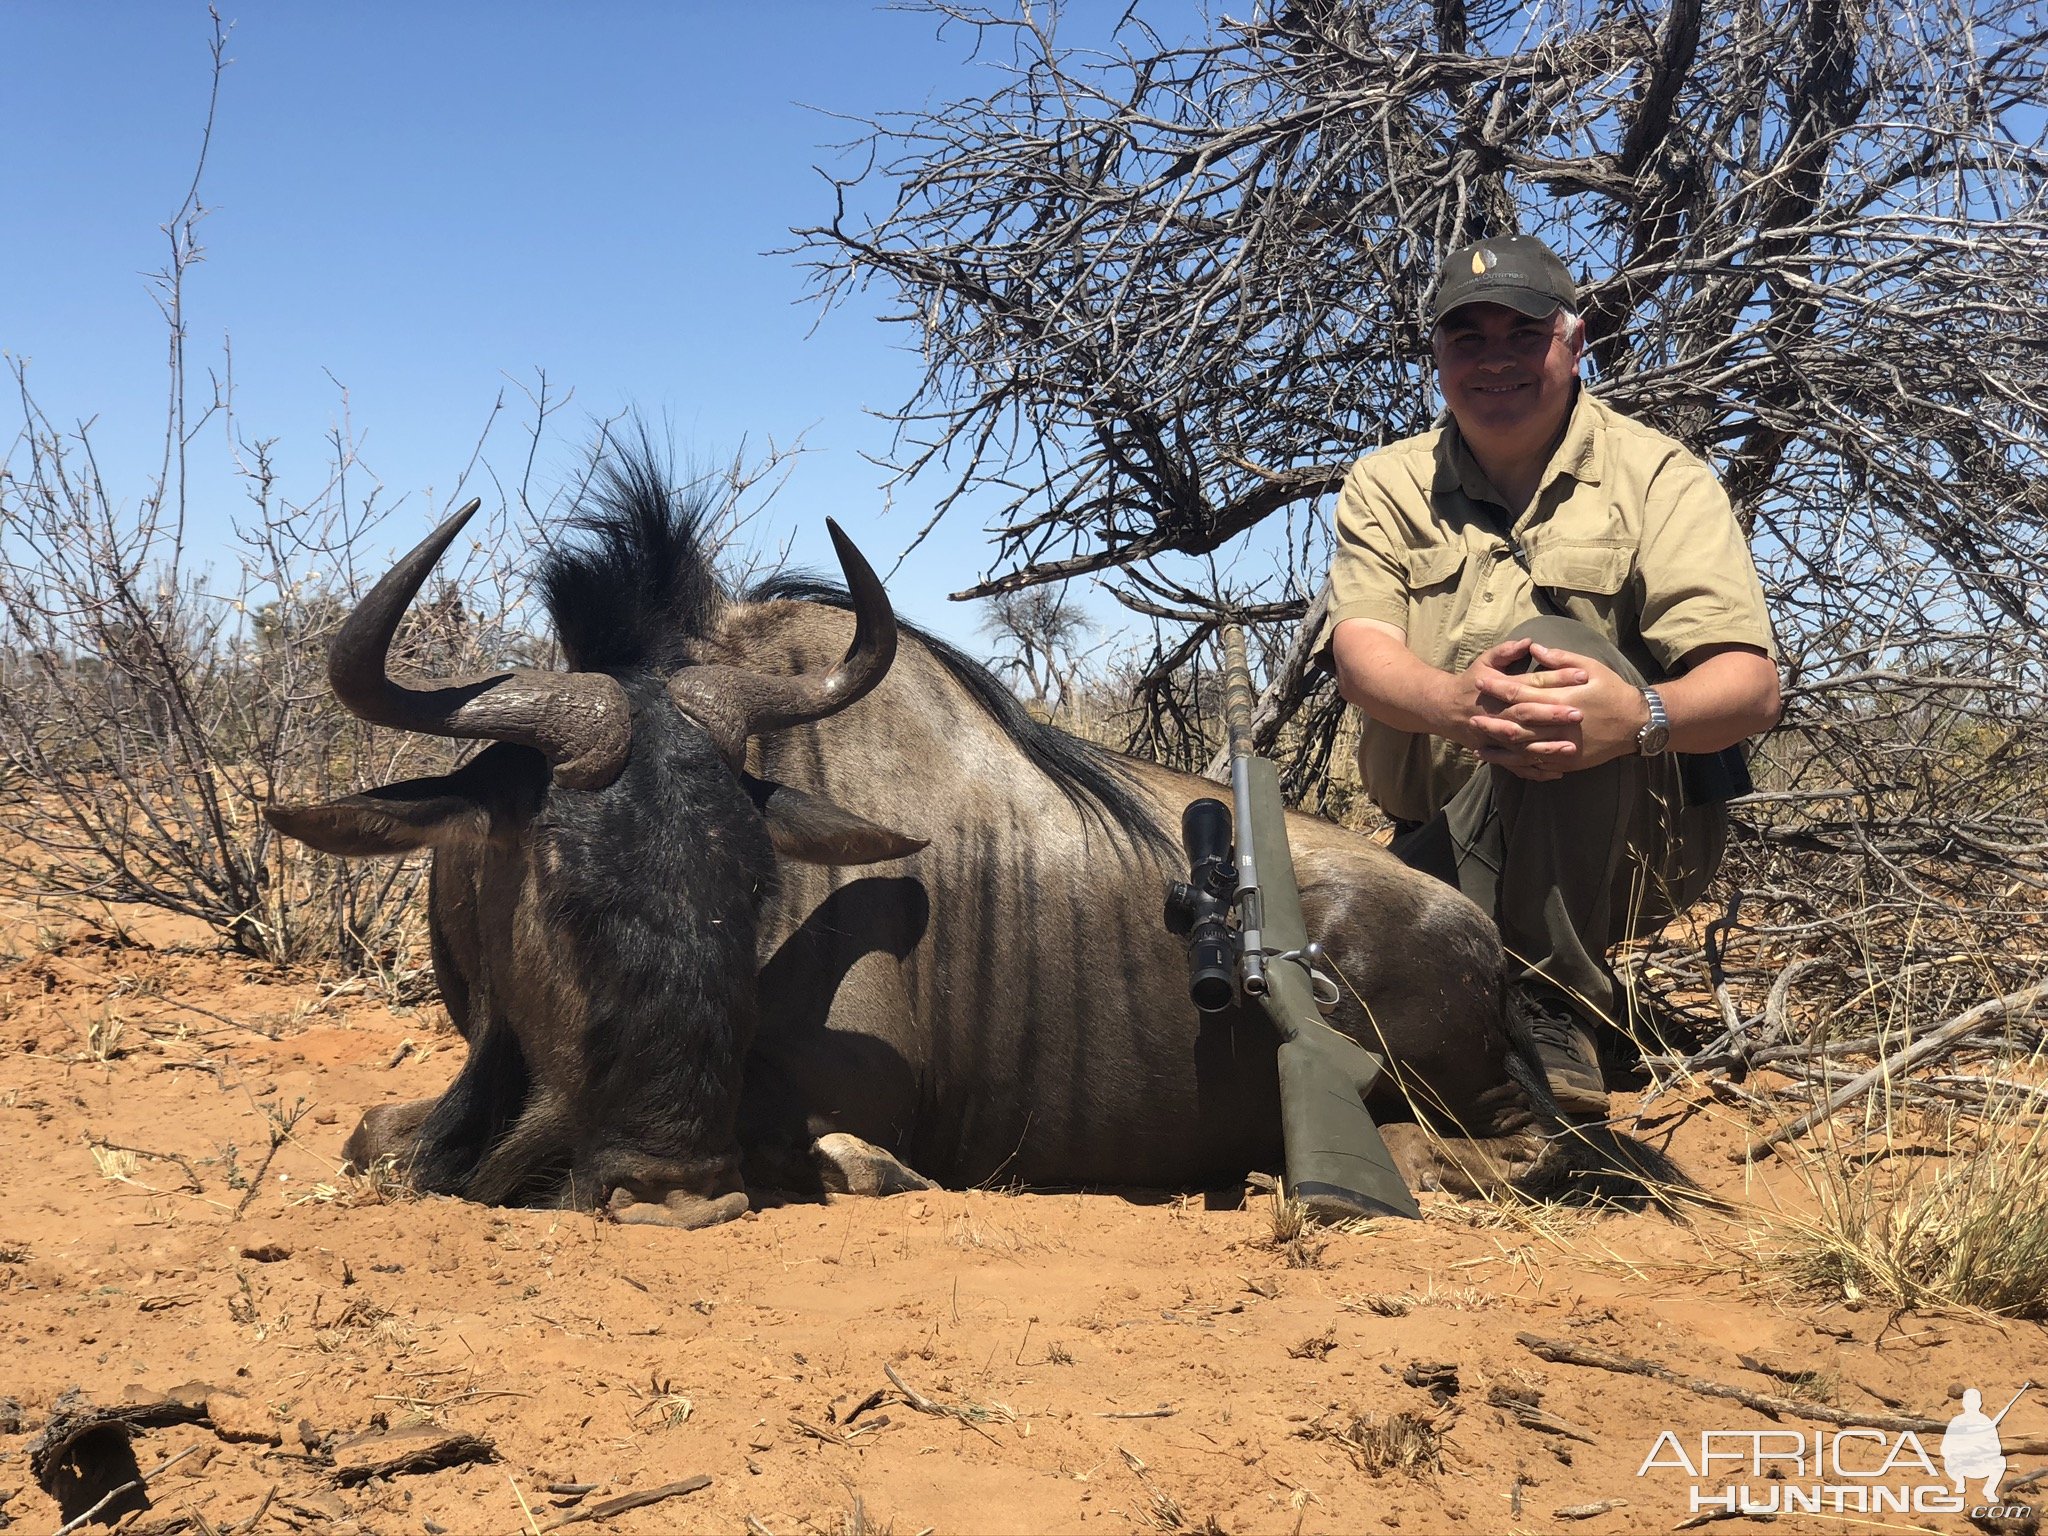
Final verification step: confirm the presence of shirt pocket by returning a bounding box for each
[1400,545,1469,663]
[1524,539,1635,640]
[1525,541,1632,598]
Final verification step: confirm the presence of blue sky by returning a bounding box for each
[1,3,1139,652]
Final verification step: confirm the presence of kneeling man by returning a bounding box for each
[1321,235,1781,1114]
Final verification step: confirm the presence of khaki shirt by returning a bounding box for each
[1321,388,1776,825]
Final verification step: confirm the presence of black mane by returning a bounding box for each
[747,574,1173,859]
[539,449,725,674]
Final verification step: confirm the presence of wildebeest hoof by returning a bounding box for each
[813,1132,937,1196]
[604,1186,751,1229]
[341,1099,436,1174]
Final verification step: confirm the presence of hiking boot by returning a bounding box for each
[1518,991,1609,1116]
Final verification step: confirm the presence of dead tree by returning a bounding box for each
[804,0,2048,1043]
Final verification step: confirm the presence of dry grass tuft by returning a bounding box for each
[1340,1279,1502,1315]
[90,1145,138,1182]
[288,1155,418,1210]
[628,1373,695,1430]
[1288,1330,1337,1361]
[1265,1187,1328,1268]
[1301,1407,1446,1478]
[316,1297,414,1354]
[1758,1084,2048,1320]
[78,1006,127,1063]
[944,1196,1051,1255]
[840,1493,892,1536]
[1427,1192,1608,1240]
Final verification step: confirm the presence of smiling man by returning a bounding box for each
[1319,235,1781,1115]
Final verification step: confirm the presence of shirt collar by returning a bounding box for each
[1431,384,1605,511]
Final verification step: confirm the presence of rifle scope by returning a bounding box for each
[1163,797,1237,1012]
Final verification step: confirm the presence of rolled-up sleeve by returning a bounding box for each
[1636,455,1777,671]
[1314,457,1411,665]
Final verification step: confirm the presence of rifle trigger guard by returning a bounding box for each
[1267,941,1342,1014]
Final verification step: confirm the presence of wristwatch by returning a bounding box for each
[1636,686,1671,756]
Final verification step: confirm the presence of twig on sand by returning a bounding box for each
[1487,1387,1598,1446]
[1096,1405,1176,1420]
[51,1480,140,1536]
[840,1387,889,1426]
[84,1135,205,1194]
[48,1448,219,1536]
[1674,1506,1775,1529]
[222,1483,275,1536]
[1552,1500,1628,1522]
[157,995,275,1038]
[1745,980,2048,1158]
[882,1363,999,1443]
[232,1141,283,1219]
[539,1476,711,1531]
[1517,1334,2048,1452]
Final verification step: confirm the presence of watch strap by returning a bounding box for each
[1636,686,1670,756]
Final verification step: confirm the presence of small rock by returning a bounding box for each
[203,1394,281,1445]
[239,1242,292,1264]
[283,1490,347,1521]
[0,1399,23,1435]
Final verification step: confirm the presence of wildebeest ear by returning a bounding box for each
[264,776,489,858]
[742,774,927,866]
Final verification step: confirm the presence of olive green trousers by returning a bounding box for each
[1388,616,1726,1031]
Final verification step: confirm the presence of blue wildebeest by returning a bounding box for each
[267,452,1579,1228]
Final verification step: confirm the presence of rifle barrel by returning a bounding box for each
[1220,624,1266,994]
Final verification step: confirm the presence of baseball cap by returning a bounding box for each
[1430,235,1579,326]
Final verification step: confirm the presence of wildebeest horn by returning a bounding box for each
[666,519,896,763]
[329,498,632,790]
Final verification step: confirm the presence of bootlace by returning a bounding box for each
[1524,1003,1590,1061]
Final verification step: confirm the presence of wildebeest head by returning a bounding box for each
[263,454,923,1227]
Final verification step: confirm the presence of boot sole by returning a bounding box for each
[1544,1075,1610,1116]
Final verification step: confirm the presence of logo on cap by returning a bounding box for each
[1471,248,1496,275]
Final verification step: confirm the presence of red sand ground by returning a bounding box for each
[1,910,2042,1536]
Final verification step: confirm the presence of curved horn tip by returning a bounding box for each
[433,496,485,543]
[824,519,882,585]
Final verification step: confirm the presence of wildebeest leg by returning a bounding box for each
[599,1154,750,1229]
[341,1006,532,1195]
[748,874,930,1195]
[1380,1034,1571,1197]
[811,1132,937,1196]
[1382,1120,1566,1197]
[341,1099,436,1173]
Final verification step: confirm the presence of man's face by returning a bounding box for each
[1431,302,1583,444]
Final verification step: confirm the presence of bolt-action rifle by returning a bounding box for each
[1163,623,1420,1222]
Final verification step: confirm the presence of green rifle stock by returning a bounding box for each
[1180,625,1419,1222]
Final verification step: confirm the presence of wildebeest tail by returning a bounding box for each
[540,433,726,675]
[747,574,1174,860]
